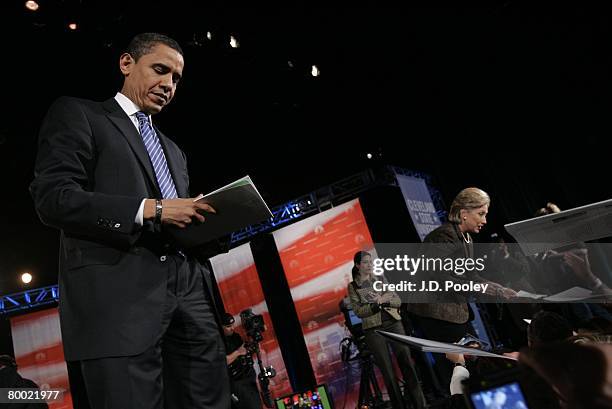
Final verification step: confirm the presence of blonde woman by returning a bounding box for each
[406,188,516,392]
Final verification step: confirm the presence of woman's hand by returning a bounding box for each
[378,292,394,303]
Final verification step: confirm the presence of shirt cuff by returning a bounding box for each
[450,365,470,395]
[135,198,147,226]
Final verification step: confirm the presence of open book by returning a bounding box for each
[166,176,272,248]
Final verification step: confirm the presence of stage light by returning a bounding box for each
[366,153,373,159]
[229,35,239,48]
[206,31,212,40]
[68,22,78,30]
[21,273,33,284]
[25,1,39,11]
[311,65,320,77]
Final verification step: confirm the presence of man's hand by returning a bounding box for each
[445,352,465,364]
[227,344,249,365]
[500,287,518,299]
[503,351,520,360]
[144,198,216,228]
[563,250,600,288]
[485,282,518,299]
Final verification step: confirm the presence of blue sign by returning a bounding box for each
[396,175,442,241]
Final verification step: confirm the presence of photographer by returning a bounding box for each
[223,313,262,409]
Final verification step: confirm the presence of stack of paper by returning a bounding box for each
[516,286,601,302]
[166,175,272,248]
[376,331,517,360]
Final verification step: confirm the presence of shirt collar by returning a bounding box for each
[114,92,152,123]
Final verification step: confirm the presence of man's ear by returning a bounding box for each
[119,53,134,75]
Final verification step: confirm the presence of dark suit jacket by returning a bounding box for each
[405,222,472,324]
[30,96,215,361]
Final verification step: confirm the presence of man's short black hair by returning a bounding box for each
[221,313,235,327]
[125,33,183,61]
[528,311,573,347]
[0,354,17,368]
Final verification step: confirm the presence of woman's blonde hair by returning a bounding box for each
[448,187,490,224]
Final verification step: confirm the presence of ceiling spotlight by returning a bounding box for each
[366,153,373,159]
[311,65,320,77]
[25,1,39,11]
[229,35,239,48]
[68,23,78,31]
[206,31,212,40]
[21,272,33,284]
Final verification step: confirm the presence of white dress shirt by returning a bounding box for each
[113,92,152,226]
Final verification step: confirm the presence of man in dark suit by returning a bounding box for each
[30,33,230,409]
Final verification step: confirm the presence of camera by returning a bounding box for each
[240,308,266,342]
[237,309,276,408]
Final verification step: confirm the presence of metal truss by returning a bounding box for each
[0,284,59,316]
[230,168,379,245]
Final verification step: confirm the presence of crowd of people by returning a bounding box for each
[347,188,612,409]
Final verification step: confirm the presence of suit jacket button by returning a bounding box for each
[160,255,167,262]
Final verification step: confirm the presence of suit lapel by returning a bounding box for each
[102,98,162,197]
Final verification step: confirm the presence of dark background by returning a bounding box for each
[1,0,611,295]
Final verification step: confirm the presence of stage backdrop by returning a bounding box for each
[10,308,73,408]
[210,243,292,399]
[272,199,377,408]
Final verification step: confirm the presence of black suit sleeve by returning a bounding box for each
[30,97,143,248]
[423,225,456,244]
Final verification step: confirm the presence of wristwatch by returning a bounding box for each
[155,199,163,225]
[454,362,466,368]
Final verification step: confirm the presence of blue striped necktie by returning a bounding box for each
[135,111,178,199]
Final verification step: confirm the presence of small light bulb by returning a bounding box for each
[25,1,39,11]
